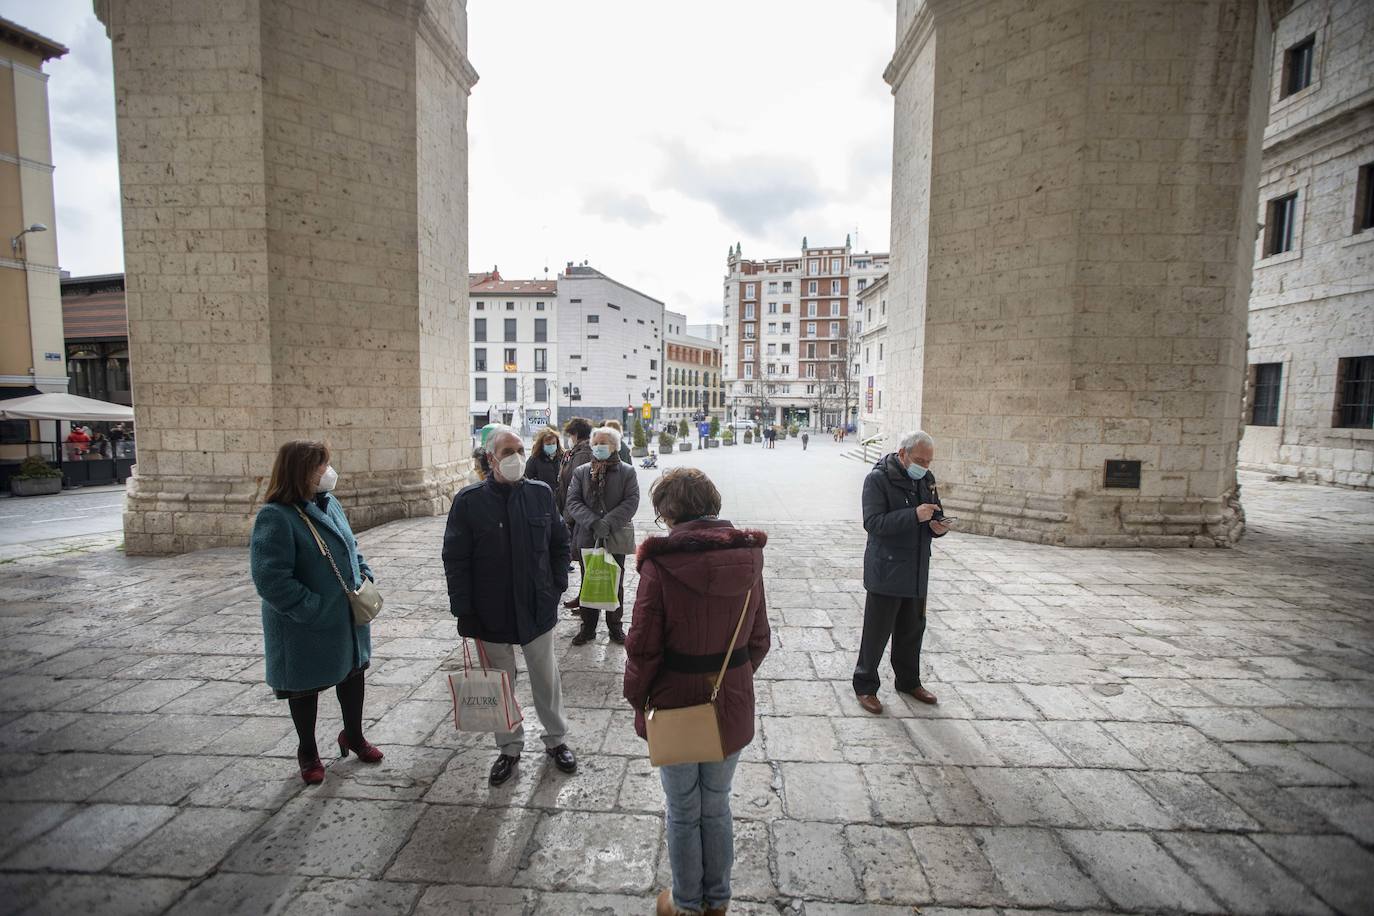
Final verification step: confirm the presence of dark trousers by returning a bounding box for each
[852,592,926,696]
[578,552,625,631]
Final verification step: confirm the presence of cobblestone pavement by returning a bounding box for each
[0,471,1371,915]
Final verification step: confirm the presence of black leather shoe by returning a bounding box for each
[571,628,595,646]
[489,753,519,786]
[607,625,626,644]
[547,744,577,774]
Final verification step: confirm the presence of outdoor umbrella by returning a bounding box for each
[0,392,134,422]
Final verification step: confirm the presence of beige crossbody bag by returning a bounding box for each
[645,589,752,767]
[295,507,383,626]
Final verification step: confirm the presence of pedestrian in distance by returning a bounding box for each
[801,431,809,451]
[853,430,950,715]
[525,425,562,491]
[623,467,770,916]
[250,440,383,785]
[566,425,640,645]
[603,418,634,464]
[442,425,578,786]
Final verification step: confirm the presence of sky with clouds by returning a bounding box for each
[4,0,896,325]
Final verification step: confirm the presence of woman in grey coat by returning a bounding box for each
[566,426,640,645]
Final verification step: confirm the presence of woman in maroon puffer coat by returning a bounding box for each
[624,467,769,916]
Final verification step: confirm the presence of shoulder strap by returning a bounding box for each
[294,506,353,596]
[710,588,753,702]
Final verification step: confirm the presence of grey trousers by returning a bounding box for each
[479,628,568,756]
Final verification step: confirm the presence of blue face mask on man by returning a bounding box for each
[906,461,928,481]
[543,443,557,457]
[592,444,612,461]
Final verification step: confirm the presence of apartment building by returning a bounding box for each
[468,269,558,434]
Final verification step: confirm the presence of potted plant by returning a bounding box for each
[789,423,800,437]
[709,416,720,438]
[678,419,689,438]
[9,455,63,497]
[658,430,675,454]
[743,430,753,445]
[722,428,735,447]
[631,417,649,457]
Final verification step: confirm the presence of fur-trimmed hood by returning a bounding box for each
[636,520,767,599]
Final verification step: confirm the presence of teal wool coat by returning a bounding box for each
[250,495,374,694]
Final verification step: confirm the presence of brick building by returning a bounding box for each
[721,239,887,430]
[662,309,724,430]
[1238,0,1374,488]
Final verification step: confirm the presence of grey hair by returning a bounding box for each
[898,430,934,452]
[591,426,622,451]
[485,424,521,450]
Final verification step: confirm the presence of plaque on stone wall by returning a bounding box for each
[1104,460,1142,489]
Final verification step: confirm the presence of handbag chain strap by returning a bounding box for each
[294,506,355,597]
[709,588,753,703]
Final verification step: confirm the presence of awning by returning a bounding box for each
[0,392,135,422]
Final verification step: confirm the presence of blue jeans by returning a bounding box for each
[660,753,740,913]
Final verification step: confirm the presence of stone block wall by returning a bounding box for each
[100,0,476,553]
[885,0,1272,546]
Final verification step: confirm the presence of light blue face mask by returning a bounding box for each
[591,444,612,461]
[906,462,928,481]
[543,443,557,457]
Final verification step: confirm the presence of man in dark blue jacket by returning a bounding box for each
[443,425,577,786]
[854,430,949,715]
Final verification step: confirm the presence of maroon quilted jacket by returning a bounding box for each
[623,519,770,758]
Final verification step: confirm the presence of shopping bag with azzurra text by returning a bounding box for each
[448,639,522,733]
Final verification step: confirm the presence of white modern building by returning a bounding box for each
[1238,0,1373,488]
[722,238,888,430]
[468,269,558,435]
[857,273,889,440]
[556,261,665,428]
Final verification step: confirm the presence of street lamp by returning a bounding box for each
[10,223,46,256]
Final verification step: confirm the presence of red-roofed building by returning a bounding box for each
[468,267,560,434]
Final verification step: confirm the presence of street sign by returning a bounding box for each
[642,402,652,420]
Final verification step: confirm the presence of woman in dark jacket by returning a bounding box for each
[250,440,383,785]
[525,426,562,491]
[624,467,769,916]
[566,426,640,645]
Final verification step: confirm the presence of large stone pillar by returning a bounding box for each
[96,0,477,554]
[884,0,1273,546]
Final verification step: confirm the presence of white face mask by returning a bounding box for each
[496,453,525,482]
[317,465,338,492]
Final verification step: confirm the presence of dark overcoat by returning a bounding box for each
[862,453,946,598]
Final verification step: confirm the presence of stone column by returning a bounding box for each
[96,0,477,554]
[884,0,1273,546]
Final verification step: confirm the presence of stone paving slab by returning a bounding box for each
[0,472,1371,914]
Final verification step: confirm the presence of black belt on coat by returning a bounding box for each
[662,646,749,675]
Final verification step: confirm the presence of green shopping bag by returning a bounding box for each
[579,546,621,610]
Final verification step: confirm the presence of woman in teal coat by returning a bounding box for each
[250,440,383,784]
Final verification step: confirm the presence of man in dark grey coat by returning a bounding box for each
[854,430,949,715]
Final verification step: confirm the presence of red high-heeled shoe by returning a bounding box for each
[297,749,325,785]
[337,730,384,763]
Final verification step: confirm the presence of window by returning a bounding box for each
[474,318,487,341]
[1357,163,1374,233]
[1265,193,1298,256]
[807,343,817,358]
[782,322,791,334]
[504,318,517,341]
[829,343,839,357]
[744,344,754,359]
[535,318,547,342]
[830,321,840,338]
[504,378,518,402]
[745,283,755,298]
[830,279,840,295]
[878,391,882,409]
[745,324,756,339]
[781,364,791,375]
[768,302,778,314]
[807,323,817,338]
[782,281,792,293]
[536,301,546,311]
[857,279,867,291]
[865,347,870,364]
[767,363,777,375]
[879,343,884,361]
[504,348,517,369]
[1282,34,1315,98]
[650,359,658,370]
[1336,356,1374,428]
[1250,363,1281,426]
[808,281,818,295]
[830,258,841,272]
[475,301,485,311]
[587,314,600,324]
[783,302,791,314]
[806,364,816,378]
[830,301,840,316]
[505,301,515,311]
[744,364,754,379]
[534,378,548,402]
[809,260,819,275]
[781,343,791,354]
[807,303,817,317]
[767,343,777,355]
[474,348,487,371]
[806,384,815,394]
[745,303,755,319]
[607,302,621,310]
[768,322,777,334]
[534,348,547,372]
[474,377,487,400]
[767,281,777,293]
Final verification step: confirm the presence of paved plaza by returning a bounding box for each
[0,441,1372,915]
